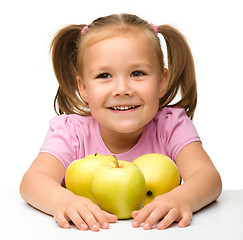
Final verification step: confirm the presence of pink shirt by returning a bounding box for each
[40,107,201,169]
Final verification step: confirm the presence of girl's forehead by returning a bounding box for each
[84,35,156,61]
[80,25,154,50]
[81,31,155,62]
[77,26,163,73]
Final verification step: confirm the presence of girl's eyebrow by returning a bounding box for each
[129,63,153,70]
[89,62,153,73]
[89,65,112,75]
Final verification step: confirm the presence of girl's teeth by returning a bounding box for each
[111,106,136,111]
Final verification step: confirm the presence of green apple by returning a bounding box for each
[91,159,146,219]
[65,154,115,202]
[133,153,180,205]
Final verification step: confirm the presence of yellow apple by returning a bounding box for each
[65,154,115,203]
[133,153,180,205]
[91,159,146,219]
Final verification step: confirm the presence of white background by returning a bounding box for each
[0,0,242,190]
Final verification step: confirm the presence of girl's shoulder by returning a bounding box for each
[152,106,199,141]
[40,114,97,169]
[151,107,200,161]
[48,113,95,129]
[154,106,189,123]
[46,114,98,139]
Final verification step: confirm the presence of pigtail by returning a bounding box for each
[50,24,89,115]
[157,25,197,119]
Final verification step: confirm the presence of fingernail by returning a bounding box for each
[92,224,99,231]
[131,211,137,218]
[157,222,165,229]
[143,223,151,230]
[64,223,70,229]
[102,222,109,228]
[132,221,139,228]
[80,223,87,230]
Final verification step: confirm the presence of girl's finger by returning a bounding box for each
[178,211,192,228]
[142,206,168,230]
[54,211,70,229]
[102,210,118,223]
[89,207,111,229]
[157,208,179,230]
[131,210,140,218]
[132,204,155,228]
[78,206,103,231]
[66,208,88,231]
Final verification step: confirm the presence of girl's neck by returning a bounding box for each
[99,124,145,154]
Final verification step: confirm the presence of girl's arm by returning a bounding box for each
[132,141,222,230]
[20,153,117,231]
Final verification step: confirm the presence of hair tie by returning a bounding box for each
[150,23,158,35]
[81,26,88,34]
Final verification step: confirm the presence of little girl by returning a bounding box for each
[20,13,222,232]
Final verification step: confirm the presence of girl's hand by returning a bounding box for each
[53,191,118,231]
[131,191,192,230]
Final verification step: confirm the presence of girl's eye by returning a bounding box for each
[130,71,145,77]
[96,73,112,79]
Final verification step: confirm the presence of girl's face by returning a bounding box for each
[78,32,167,137]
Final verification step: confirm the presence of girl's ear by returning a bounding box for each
[158,68,168,98]
[77,76,89,103]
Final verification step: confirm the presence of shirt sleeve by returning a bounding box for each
[163,107,201,161]
[39,114,80,169]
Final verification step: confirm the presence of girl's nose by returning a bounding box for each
[112,77,133,97]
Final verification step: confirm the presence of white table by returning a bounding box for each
[1,190,242,239]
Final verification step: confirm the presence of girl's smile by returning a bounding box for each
[107,105,140,111]
[77,32,167,141]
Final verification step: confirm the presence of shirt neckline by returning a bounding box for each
[94,120,149,159]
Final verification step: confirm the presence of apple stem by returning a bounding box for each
[113,155,119,168]
[95,153,97,156]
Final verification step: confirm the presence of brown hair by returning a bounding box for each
[50,13,197,119]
